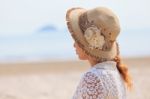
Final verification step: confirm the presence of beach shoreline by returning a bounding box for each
[0,57,149,74]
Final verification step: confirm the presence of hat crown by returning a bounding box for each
[85,7,120,42]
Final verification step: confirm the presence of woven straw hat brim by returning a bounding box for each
[66,8,117,60]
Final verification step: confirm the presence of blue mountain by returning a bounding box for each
[38,25,57,33]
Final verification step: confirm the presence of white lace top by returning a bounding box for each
[72,61,126,99]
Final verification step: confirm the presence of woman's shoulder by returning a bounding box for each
[82,68,98,80]
[81,67,98,78]
[79,67,103,85]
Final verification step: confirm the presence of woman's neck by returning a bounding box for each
[88,57,98,67]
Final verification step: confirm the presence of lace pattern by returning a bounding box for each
[72,61,126,99]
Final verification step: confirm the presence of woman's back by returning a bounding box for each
[73,61,126,99]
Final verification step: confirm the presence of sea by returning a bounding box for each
[0,27,149,63]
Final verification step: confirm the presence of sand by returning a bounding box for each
[0,57,150,99]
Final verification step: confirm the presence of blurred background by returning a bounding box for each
[0,0,149,99]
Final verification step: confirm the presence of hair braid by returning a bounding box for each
[114,43,133,89]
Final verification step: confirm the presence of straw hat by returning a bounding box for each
[66,7,120,61]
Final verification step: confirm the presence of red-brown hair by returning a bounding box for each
[114,43,133,89]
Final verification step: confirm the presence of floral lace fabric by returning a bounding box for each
[72,61,126,99]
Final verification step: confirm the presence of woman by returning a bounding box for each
[66,6,132,99]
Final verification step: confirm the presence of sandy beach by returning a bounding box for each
[0,57,150,99]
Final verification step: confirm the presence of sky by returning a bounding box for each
[0,0,149,36]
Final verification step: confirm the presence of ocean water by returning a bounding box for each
[0,28,149,62]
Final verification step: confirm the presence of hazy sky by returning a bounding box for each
[0,0,149,36]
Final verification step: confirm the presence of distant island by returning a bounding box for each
[37,25,57,33]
